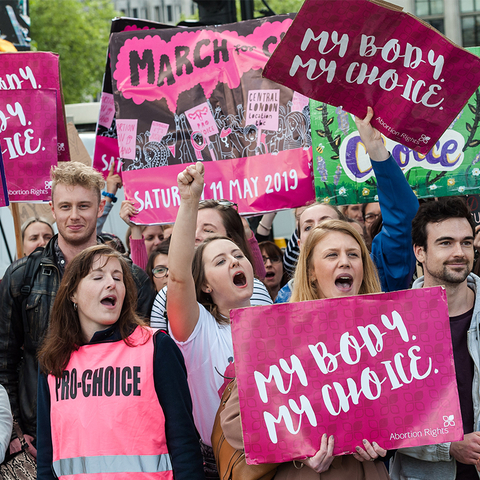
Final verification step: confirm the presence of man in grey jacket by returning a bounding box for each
[391,197,480,480]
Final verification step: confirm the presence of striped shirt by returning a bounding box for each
[150,278,272,331]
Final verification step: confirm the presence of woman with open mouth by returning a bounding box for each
[167,162,255,479]
[259,240,289,301]
[274,219,390,478]
[36,244,204,480]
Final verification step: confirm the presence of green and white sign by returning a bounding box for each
[311,47,480,205]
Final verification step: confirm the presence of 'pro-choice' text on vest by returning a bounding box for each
[48,327,173,479]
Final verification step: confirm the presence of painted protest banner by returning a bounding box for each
[0,52,69,163]
[0,151,9,207]
[93,17,173,179]
[109,15,314,224]
[0,89,57,203]
[262,0,480,155]
[231,287,462,464]
[310,46,480,205]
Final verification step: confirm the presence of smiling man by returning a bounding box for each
[0,162,155,450]
[391,197,479,480]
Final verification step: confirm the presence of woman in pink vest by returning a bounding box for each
[36,244,205,480]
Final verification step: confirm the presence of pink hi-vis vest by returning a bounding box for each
[48,326,174,479]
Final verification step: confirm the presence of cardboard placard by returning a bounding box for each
[231,287,462,464]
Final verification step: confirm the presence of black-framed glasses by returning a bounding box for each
[152,266,169,278]
[262,255,282,265]
[364,213,380,223]
[199,199,238,210]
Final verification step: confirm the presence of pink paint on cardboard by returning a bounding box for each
[149,121,169,142]
[0,52,70,162]
[245,90,280,131]
[93,135,122,179]
[0,89,57,202]
[230,287,463,464]
[262,0,480,154]
[98,92,116,128]
[185,103,219,138]
[122,147,314,224]
[117,119,138,160]
[112,18,293,111]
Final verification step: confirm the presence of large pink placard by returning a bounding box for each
[0,52,69,162]
[122,147,314,224]
[0,89,58,203]
[262,0,480,155]
[231,287,463,464]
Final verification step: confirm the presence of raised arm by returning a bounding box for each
[355,107,419,292]
[166,162,204,342]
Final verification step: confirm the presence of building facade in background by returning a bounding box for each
[112,0,196,25]
[390,0,480,47]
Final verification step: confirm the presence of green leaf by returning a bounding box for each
[30,0,120,104]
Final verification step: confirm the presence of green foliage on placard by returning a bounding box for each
[30,0,120,104]
[310,46,480,205]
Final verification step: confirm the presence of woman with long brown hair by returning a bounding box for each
[36,244,204,480]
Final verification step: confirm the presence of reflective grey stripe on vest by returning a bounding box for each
[53,453,172,476]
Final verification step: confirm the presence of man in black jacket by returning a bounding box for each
[0,162,155,449]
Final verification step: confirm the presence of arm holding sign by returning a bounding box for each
[355,107,419,292]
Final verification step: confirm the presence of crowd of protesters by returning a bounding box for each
[0,108,479,480]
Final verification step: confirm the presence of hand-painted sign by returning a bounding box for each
[109,15,315,223]
[0,89,57,202]
[0,151,9,207]
[262,0,480,155]
[231,287,462,464]
[122,148,313,224]
[310,45,480,205]
[93,17,174,179]
[0,52,69,163]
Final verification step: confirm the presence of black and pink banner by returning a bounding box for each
[109,15,315,224]
[93,17,172,179]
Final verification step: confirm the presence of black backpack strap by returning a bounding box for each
[18,249,46,334]
[20,248,44,298]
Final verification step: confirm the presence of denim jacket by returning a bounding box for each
[0,235,155,440]
[390,274,480,480]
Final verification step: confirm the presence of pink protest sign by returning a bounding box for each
[245,90,280,131]
[93,17,173,179]
[98,92,116,128]
[0,89,57,203]
[231,287,463,464]
[122,147,313,224]
[109,15,316,221]
[0,151,9,207]
[0,52,69,162]
[116,119,138,160]
[150,121,169,143]
[185,102,219,138]
[262,0,480,155]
